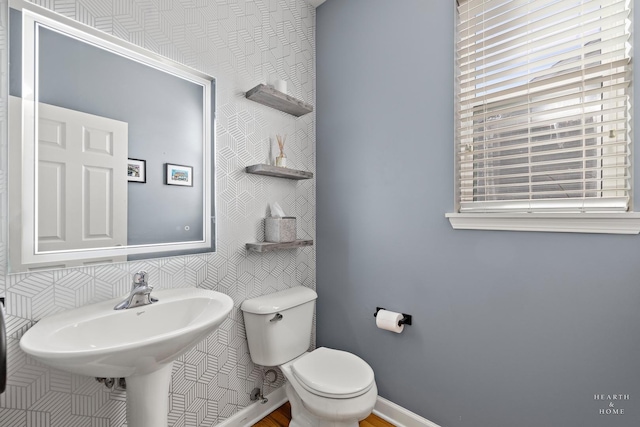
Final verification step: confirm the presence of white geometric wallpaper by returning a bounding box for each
[0,0,316,425]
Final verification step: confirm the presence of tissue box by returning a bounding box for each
[265,217,296,243]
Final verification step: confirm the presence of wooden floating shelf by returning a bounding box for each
[245,84,313,117]
[246,164,313,180]
[246,240,314,253]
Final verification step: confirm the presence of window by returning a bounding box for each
[448,0,640,233]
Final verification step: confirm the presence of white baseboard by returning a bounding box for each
[215,387,288,427]
[215,390,439,427]
[373,396,441,427]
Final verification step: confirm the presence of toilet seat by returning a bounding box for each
[291,347,375,399]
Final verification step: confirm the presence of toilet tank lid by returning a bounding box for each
[241,286,317,314]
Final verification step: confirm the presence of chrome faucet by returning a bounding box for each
[114,271,158,310]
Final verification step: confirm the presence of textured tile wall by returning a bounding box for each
[0,0,316,425]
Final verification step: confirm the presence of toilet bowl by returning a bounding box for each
[280,348,378,427]
[241,287,378,427]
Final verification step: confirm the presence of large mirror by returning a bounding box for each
[8,1,216,272]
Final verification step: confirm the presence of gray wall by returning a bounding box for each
[10,11,206,246]
[316,1,640,427]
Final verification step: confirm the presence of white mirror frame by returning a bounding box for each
[12,0,215,267]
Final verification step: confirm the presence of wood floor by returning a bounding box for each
[253,402,395,427]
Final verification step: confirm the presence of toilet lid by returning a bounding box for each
[291,347,375,399]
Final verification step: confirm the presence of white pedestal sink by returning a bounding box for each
[20,288,234,427]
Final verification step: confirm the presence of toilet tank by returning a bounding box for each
[241,286,317,366]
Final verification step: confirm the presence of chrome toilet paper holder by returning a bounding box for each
[374,307,412,326]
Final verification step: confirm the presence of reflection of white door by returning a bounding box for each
[8,96,128,272]
[37,102,128,252]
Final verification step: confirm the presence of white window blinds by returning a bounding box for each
[456,0,632,213]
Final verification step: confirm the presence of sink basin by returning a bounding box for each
[20,287,233,427]
[21,287,233,377]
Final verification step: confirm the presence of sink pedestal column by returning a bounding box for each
[126,363,173,427]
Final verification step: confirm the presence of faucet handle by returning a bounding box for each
[132,271,150,289]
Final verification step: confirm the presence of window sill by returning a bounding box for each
[446,212,640,234]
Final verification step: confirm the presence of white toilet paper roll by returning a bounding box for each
[375,309,404,333]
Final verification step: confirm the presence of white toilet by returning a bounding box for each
[241,286,378,427]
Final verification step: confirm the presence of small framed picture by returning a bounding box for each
[165,163,193,186]
[127,159,146,183]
